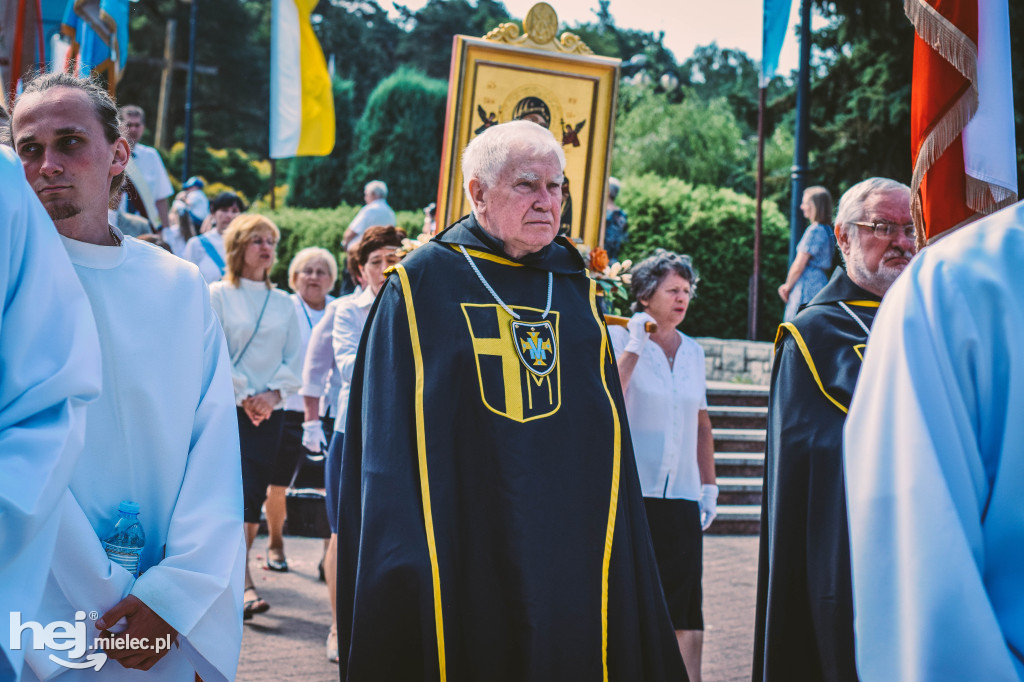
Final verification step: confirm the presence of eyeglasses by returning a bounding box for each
[851,221,916,239]
[248,237,277,247]
[300,268,330,277]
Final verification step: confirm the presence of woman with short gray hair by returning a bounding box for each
[608,249,717,682]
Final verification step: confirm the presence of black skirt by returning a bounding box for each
[643,497,703,630]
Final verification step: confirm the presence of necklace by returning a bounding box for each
[109,225,122,246]
[459,245,558,377]
[838,301,871,337]
[459,245,552,320]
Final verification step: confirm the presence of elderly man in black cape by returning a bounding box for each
[335,120,686,680]
[752,177,917,681]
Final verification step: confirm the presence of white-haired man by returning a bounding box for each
[753,177,917,681]
[10,72,244,680]
[341,179,396,247]
[335,120,685,680]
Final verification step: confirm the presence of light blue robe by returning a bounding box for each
[844,202,1024,681]
[24,230,245,681]
[0,148,101,680]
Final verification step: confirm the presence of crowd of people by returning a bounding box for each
[1,67,1021,682]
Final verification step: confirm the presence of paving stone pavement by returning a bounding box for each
[238,534,758,681]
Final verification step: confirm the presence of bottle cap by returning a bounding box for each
[118,500,140,515]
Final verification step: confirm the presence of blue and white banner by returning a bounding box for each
[761,0,793,87]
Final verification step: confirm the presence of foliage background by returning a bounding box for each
[113,0,1024,339]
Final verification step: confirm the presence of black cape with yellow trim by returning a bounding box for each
[752,268,880,682]
[336,215,686,681]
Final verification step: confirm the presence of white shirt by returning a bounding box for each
[209,278,302,408]
[609,326,708,500]
[0,149,102,680]
[844,206,1024,681]
[332,287,376,432]
[118,143,174,213]
[183,229,226,283]
[284,293,334,412]
[347,199,396,245]
[27,230,245,681]
[300,291,361,418]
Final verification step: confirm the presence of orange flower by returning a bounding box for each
[589,248,609,273]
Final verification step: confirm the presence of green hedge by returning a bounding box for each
[618,174,790,340]
[257,205,424,292]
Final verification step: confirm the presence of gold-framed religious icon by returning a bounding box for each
[436,3,621,248]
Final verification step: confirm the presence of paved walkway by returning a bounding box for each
[238,535,759,681]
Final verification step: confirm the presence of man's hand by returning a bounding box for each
[96,595,179,670]
[241,397,266,427]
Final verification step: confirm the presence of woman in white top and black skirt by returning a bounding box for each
[263,247,337,573]
[209,214,302,620]
[608,249,717,682]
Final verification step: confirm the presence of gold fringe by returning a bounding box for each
[904,0,978,81]
[965,175,1018,215]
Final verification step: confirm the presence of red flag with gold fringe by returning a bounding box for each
[905,0,1017,244]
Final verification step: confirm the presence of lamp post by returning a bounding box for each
[181,0,199,180]
[788,0,812,262]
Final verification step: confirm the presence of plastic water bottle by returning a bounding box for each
[103,501,145,577]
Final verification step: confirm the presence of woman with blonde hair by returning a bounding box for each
[263,247,338,573]
[210,214,302,620]
[778,185,835,321]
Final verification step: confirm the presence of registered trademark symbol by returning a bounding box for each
[89,611,98,620]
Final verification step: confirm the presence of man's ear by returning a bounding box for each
[835,224,851,257]
[111,137,130,177]
[468,178,486,216]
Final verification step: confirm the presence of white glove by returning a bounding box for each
[625,312,656,354]
[301,419,326,453]
[698,484,719,531]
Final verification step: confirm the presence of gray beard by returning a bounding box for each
[847,246,909,296]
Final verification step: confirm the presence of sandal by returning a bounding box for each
[265,557,288,572]
[317,558,325,582]
[243,588,270,620]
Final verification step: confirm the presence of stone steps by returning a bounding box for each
[707,382,768,535]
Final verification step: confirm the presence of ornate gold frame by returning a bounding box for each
[436,3,621,248]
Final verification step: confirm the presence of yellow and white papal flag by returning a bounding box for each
[270,0,335,158]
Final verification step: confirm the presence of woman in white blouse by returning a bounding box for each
[263,247,337,574]
[209,214,302,621]
[608,250,717,682]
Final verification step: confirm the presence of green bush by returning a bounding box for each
[165,144,270,201]
[345,67,448,210]
[258,205,425,292]
[618,174,790,340]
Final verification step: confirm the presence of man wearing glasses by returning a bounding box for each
[753,178,917,681]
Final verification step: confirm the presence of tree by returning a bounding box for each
[393,0,511,80]
[344,67,448,210]
[613,84,751,191]
[287,78,357,208]
[619,175,790,340]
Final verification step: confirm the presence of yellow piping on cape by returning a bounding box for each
[395,264,447,680]
[447,244,523,267]
[589,278,620,681]
[775,322,849,414]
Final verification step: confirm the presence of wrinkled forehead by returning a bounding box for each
[502,150,564,182]
[859,189,911,222]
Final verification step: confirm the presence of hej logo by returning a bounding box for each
[10,610,107,671]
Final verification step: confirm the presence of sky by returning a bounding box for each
[388,0,823,75]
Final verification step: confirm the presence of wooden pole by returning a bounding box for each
[750,85,767,341]
[270,159,277,209]
[154,19,176,151]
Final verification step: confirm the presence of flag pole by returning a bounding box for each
[750,84,767,341]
